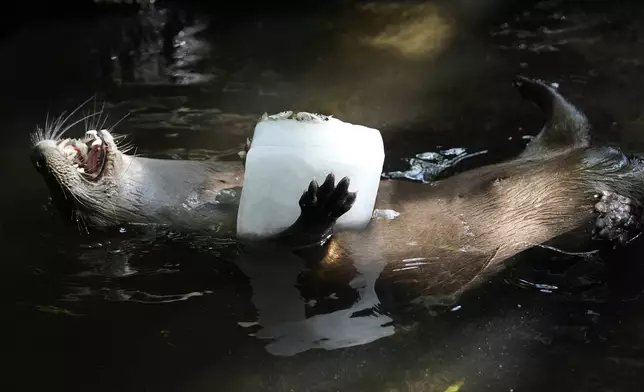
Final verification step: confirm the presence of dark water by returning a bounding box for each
[4,0,644,391]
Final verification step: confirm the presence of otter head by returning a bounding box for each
[30,124,124,229]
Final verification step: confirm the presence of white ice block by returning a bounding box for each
[237,111,385,239]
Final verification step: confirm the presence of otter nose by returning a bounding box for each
[30,145,49,173]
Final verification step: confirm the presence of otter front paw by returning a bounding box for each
[593,190,643,246]
[271,174,357,249]
[299,173,357,223]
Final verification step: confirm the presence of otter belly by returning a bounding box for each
[309,146,635,308]
[112,157,245,230]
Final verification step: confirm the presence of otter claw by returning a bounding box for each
[299,173,357,222]
[592,190,643,247]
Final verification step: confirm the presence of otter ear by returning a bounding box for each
[513,75,590,158]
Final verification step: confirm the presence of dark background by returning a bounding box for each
[5,0,644,391]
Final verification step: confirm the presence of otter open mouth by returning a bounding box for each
[58,130,109,181]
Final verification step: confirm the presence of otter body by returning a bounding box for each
[269,76,644,306]
[330,146,642,304]
[31,122,244,232]
[104,154,244,229]
[31,77,644,309]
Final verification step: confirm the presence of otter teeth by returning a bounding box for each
[62,145,77,160]
[70,140,89,158]
[91,137,103,147]
[85,130,98,139]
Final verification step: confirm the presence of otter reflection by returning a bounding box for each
[235,242,394,356]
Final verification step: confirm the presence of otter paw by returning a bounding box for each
[593,190,643,246]
[298,173,357,223]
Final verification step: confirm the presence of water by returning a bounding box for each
[4,0,644,391]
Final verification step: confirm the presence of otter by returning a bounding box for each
[29,104,245,233]
[264,76,644,308]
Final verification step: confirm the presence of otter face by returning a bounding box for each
[32,130,115,183]
[30,124,123,228]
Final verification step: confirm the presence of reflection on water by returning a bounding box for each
[490,3,609,55]
[8,0,644,391]
[123,107,256,133]
[236,243,394,356]
[356,2,454,59]
[37,222,396,356]
[98,1,216,87]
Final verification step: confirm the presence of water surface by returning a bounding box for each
[4,1,644,391]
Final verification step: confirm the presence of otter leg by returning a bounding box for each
[593,190,644,247]
[272,173,357,249]
[513,75,590,157]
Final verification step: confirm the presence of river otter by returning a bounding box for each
[267,76,644,308]
[29,103,244,233]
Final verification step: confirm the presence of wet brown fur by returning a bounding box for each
[329,147,642,304]
[289,77,644,307]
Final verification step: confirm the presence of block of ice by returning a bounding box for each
[237,111,385,239]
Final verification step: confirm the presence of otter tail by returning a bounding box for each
[513,75,590,158]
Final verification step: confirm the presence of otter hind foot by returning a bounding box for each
[593,191,643,247]
[513,74,590,157]
[299,173,357,223]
